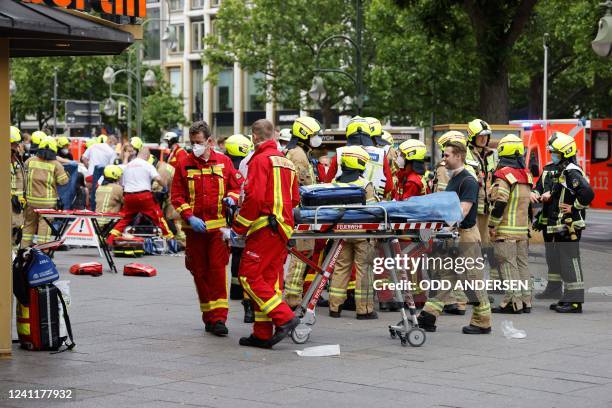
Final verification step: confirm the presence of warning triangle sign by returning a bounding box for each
[65,218,94,237]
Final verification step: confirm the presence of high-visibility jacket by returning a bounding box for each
[154,161,175,193]
[168,145,188,169]
[25,157,69,208]
[95,183,123,214]
[394,169,425,200]
[171,149,242,231]
[327,146,393,198]
[488,166,532,240]
[546,162,594,235]
[285,145,315,186]
[467,146,497,215]
[11,156,26,201]
[234,139,300,241]
[531,162,559,227]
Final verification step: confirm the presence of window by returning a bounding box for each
[593,131,610,163]
[169,0,184,11]
[168,24,184,53]
[191,0,204,8]
[245,72,265,111]
[168,67,182,97]
[191,63,203,121]
[191,20,205,52]
[210,0,221,7]
[143,8,160,60]
[214,68,233,112]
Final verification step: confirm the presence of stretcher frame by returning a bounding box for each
[288,204,455,347]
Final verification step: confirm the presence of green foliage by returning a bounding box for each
[141,73,187,143]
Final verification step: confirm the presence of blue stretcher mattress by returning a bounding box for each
[294,192,463,225]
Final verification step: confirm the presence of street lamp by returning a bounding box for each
[592,0,612,58]
[103,66,116,85]
[103,98,118,116]
[308,76,327,103]
[143,69,157,88]
[310,0,364,115]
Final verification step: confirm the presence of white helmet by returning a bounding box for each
[162,131,179,143]
[279,128,292,142]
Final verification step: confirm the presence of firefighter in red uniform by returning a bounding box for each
[393,139,429,200]
[171,121,243,336]
[232,119,300,349]
[164,131,189,169]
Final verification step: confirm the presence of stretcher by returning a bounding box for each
[288,201,458,347]
[35,210,121,273]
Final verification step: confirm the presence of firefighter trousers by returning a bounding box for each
[21,205,52,248]
[423,225,491,328]
[239,227,295,341]
[329,239,375,315]
[185,230,230,324]
[543,230,562,288]
[494,239,532,310]
[551,232,584,303]
[110,191,173,239]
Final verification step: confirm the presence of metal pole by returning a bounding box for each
[52,68,58,135]
[136,42,142,138]
[543,33,549,121]
[127,51,132,138]
[355,0,363,115]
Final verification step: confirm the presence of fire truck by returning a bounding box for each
[510,119,611,210]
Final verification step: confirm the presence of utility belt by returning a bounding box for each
[125,190,151,195]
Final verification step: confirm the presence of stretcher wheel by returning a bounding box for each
[407,328,426,347]
[291,323,311,344]
[389,327,397,339]
[399,335,408,347]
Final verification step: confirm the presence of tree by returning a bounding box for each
[203,0,372,127]
[395,0,539,123]
[510,0,612,119]
[141,78,188,143]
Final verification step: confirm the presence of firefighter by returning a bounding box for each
[433,131,472,315]
[28,130,46,159]
[394,139,429,200]
[11,126,26,246]
[232,119,300,348]
[56,136,73,160]
[328,146,378,319]
[531,161,563,299]
[418,141,492,334]
[224,134,255,324]
[171,121,243,336]
[109,148,174,243]
[489,134,533,314]
[545,132,594,313]
[21,136,69,247]
[283,116,321,309]
[164,131,188,169]
[95,165,124,227]
[278,128,292,153]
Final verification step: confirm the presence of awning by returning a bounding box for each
[0,0,134,57]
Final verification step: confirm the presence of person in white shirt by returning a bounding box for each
[82,135,118,182]
[107,148,174,244]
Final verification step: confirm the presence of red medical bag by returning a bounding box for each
[123,263,157,277]
[69,262,103,277]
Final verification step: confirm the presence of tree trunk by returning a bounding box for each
[528,74,543,119]
[320,99,335,129]
[479,65,509,124]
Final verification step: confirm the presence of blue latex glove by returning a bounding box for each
[188,216,207,233]
[222,197,236,208]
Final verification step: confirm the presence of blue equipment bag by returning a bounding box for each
[300,184,366,207]
[26,249,60,287]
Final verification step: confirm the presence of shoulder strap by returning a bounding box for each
[51,289,75,353]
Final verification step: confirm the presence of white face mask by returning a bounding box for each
[160,142,169,149]
[395,155,406,169]
[310,135,323,148]
[192,143,206,158]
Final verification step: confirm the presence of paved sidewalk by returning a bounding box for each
[1,246,611,408]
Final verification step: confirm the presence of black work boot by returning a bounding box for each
[242,299,255,323]
[491,303,522,314]
[462,325,492,334]
[417,311,437,332]
[356,311,378,320]
[342,292,356,311]
[522,302,532,314]
[239,334,272,349]
[269,316,300,347]
[329,309,341,318]
[230,283,244,300]
[535,284,563,300]
[555,302,582,313]
[210,320,228,337]
[443,304,466,315]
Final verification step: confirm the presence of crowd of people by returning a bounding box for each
[9,113,595,348]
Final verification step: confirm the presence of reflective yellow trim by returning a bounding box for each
[200,298,229,312]
[227,191,240,200]
[176,203,191,213]
[240,276,282,315]
[255,311,272,322]
[217,178,224,220]
[17,322,30,336]
[204,218,227,230]
[235,213,254,227]
[188,178,195,209]
[28,160,55,171]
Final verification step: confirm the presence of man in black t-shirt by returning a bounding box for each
[419,141,492,334]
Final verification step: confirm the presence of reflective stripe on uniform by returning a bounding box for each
[200,298,229,312]
[240,276,283,315]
